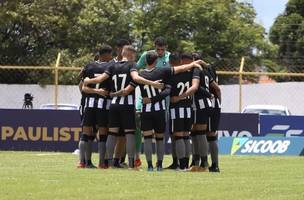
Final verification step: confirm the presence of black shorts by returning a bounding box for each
[108,104,136,130]
[82,107,108,127]
[193,108,211,125]
[208,108,221,132]
[141,111,166,133]
[169,107,192,132]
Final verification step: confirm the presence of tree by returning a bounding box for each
[269,0,304,74]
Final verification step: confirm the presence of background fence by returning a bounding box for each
[1,53,304,115]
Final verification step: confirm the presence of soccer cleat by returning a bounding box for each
[156,166,163,172]
[113,163,124,168]
[165,163,179,170]
[176,168,187,172]
[85,163,97,169]
[134,158,142,168]
[77,162,86,169]
[198,167,209,172]
[188,166,200,172]
[147,167,154,172]
[209,166,220,173]
[98,164,109,169]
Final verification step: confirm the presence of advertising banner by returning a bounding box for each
[0,109,81,152]
[260,115,304,137]
[217,113,259,137]
[219,137,304,156]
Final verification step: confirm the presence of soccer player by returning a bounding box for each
[112,39,130,168]
[83,45,163,168]
[191,53,221,172]
[206,64,222,172]
[168,52,202,170]
[139,51,203,171]
[137,36,170,69]
[78,45,113,168]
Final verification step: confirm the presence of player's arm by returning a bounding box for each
[83,73,110,86]
[78,81,83,93]
[171,78,200,103]
[82,86,109,97]
[210,81,221,102]
[131,71,164,90]
[173,60,208,74]
[142,84,171,104]
[110,84,135,97]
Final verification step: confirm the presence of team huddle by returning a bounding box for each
[78,37,221,172]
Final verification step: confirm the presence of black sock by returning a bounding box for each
[179,158,186,169]
[173,157,178,166]
[120,155,126,163]
[200,156,208,168]
[114,158,120,166]
[185,157,189,169]
[157,160,163,168]
[147,161,153,168]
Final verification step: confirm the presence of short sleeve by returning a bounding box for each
[130,62,138,73]
[104,62,114,76]
[192,68,201,80]
[136,52,147,69]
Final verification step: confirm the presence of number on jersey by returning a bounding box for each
[177,81,190,96]
[112,74,127,91]
[143,85,161,98]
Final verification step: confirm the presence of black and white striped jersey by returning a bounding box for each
[193,69,214,110]
[138,67,173,112]
[207,64,221,109]
[81,61,112,110]
[169,68,201,108]
[105,61,137,106]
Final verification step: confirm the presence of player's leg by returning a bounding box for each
[141,112,154,171]
[172,117,187,170]
[122,107,137,168]
[79,107,96,168]
[183,111,192,169]
[113,131,126,168]
[96,109,108,169]
[134,111,142,168]
[106,105,120,167]
[190,109,209,172]
[207,108,221,172]
[165,121,179,170]
[153,111,166,171]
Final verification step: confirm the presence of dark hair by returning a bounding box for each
[192,52,202,61]
[181,52,193,61]
[116,39,130,48]
[99,44,113,56]
[169,52,181,64]
[154,36,167,46]
[146,51,158,65]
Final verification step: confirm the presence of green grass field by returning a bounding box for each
[0,151,303,200]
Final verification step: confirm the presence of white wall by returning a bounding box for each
[1,82,304,115]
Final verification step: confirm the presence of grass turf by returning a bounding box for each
[0,151,303,200]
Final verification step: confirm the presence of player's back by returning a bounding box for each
[170,70,194,108]
[106,61,137,106]
[139,67,172,112]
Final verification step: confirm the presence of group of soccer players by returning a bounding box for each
[78,37,221,172]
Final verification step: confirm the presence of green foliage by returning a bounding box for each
[0,0,273,84]
[269,0,304,75]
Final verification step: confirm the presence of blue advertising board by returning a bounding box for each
[219,137,304,156]
[260,115,304,137]
[0,109,81,152]
[217,113,259,137]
